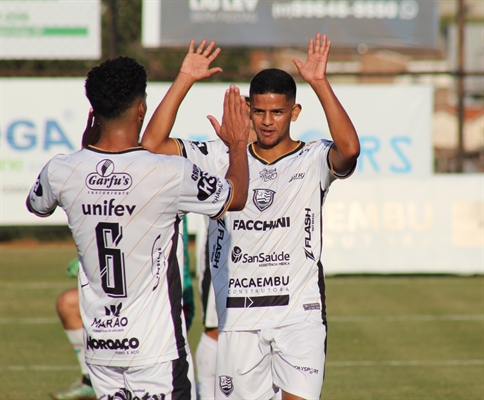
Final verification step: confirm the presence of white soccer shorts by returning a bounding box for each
[215,322,326,400]
[88,354,197,399]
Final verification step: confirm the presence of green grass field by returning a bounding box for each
[1,242,483,399]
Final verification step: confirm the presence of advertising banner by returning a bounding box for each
[0,0,101,59]
[142,0,438,48]
[322,176,483,275]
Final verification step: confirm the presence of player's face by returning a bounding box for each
[249,93,301,150]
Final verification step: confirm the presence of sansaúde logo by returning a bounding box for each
[253,189,275,212]
[86,159,132,191]
[231,246,243,263]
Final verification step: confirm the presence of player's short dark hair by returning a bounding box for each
[85,56,147,119]
[249,68,296,103]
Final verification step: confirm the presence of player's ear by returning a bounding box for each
[291,103,302,122]
[138,94,147,121]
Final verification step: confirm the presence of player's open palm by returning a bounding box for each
[293,33,331,84]
[209,85,250,147]
[180,39,222,82]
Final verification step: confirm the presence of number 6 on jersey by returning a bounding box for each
[95,222,127,298]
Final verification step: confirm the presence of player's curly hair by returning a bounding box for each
[249,68,296,103]
[85,56,147,119]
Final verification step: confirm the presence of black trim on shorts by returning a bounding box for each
[226,294,289,308]
[167,216,187,358]
[171,355,192,400]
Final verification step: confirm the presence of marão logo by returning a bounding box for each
[86,160,132,191]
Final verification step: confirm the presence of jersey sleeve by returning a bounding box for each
[178,158,233,220]
[176,139,227,175]
[26,159,58,217]
[320,139,356,190]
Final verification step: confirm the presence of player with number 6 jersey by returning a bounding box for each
[28,148,231,366]
[27,50,250,399]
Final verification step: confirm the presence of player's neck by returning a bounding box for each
[253,138,300,164]
[94,128,141,152]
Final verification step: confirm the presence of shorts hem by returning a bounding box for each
[274,381,321,400]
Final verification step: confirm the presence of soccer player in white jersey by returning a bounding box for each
[26,53,250,399]
[142,34,360,400]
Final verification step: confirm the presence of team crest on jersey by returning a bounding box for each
[32,175,43,196]
[259,168,277,182]
[253,189,275,212]
[219,375,234,397]
[86,160,132,192]
[191,164,218,201]
[190,141,209,155]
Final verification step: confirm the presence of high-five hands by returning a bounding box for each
[293,33,331,84]
[208,84,250,147]
[180,39,223,82]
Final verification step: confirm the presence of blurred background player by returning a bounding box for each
[51,260,95,400]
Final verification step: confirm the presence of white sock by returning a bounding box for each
[65,329,89,376]
[195,332,218,400]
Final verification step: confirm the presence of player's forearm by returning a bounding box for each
[142,72,195,155]
[225,140,249,211]
[312,78,360,165]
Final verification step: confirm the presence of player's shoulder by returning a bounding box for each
[180,139,228,157]
[302,139,333,150]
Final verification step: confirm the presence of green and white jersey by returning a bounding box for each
[27,146,233,366]
[178,138,352,331]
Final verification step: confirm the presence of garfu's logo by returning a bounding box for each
[259,168,277,182]
[86,159,132,191]
[219,375,234,397]
[253,189,275,212]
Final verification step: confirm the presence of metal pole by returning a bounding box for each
[456,0,465,172]
[108,0,118,59]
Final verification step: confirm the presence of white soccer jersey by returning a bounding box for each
[178,139,352,331]
[27,146,233,366]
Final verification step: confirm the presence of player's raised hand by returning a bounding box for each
[293,33,331,84]
[208,84,250,147]
[81,108,100,148]
[179,39,223,82]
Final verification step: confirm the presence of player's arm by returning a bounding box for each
[26,162,58,217]
[142,39,222,156]
[209,85,250,211]
[293,33,360,175]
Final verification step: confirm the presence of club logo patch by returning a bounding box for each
[259,168,277,182]
[219,375,234,397]
[191,141,209,155]
[253,189,275,212]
